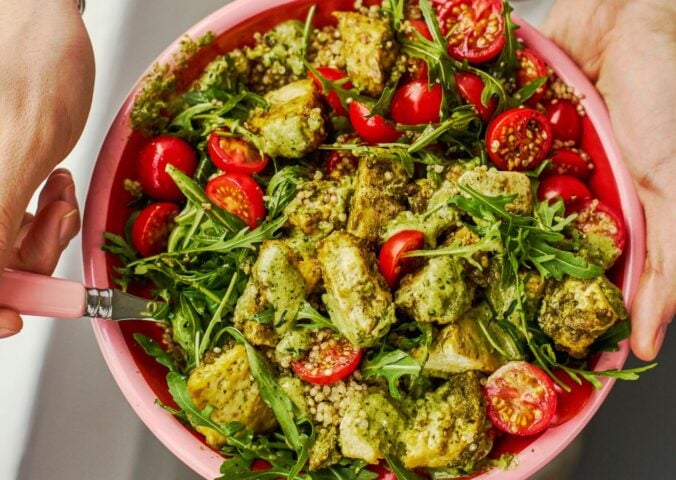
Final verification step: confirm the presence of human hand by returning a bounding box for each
[0,0,95,338]
[542,0,676,361]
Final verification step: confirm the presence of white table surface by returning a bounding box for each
[0,1,554,479]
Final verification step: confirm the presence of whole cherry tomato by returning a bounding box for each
[437,0,506,63]
[205,173,265,229]
[543,148,593,180]
[484,361,557,436]
[390,79,443,125]
[291,336,363,385]
[550,369,594,427]
[516,48,549,105]
[137,135,197,201]
[455,71,497,122]
[379,230,425,288]
[309,67,352,116]
[545,99,582,144]
[349,100,401,144]
[486,108,553,171]
[537,174,592,205]
[207,130,268,174]
[570,198,626,252]
[131,202,180,257]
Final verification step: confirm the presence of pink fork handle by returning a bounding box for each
[0,270,86,318]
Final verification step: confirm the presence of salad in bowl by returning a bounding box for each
[88,0,652,478]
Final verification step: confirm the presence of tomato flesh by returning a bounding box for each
[484,361,557,436]
[379,230,425,289]
[349,100,401,144]
[486,108,553,171]
[131,202,180,258]
[516,48,549,105]
[207,130,268,174]
[537,174,592,206]
[292,336,363,385]
[545,99,582,144]
[391,79,443,125]
[455,71,497,122]
[438,0,506,63]
[550,369,594,426]
[571,198,626,251]
[205,173,266,229]
[137,135,197,201]
[310,67,352,116]
[544,148,593,180]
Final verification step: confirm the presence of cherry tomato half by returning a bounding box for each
[570,199,626,252]
[131,202,180,258]
[545,99,582,144]
[379,230,425,289]
[516,48,549,105]
[438,0,506,63]
[484,361,557,436]
[205,173,265,229]
[137,135,197,201]
[291,336,363,385]
[537,174,592,206]
[349,100,401,144]
[486,108,553,171]
[207,130,268,174]
[550,369,594,427]
[455,71,497,122]
[391,79,443,125]
[309,67,352,116]
[543,148,593,180]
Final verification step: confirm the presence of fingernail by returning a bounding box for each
[0,328,18,339]
[653,324,668,354]
[58,209,79,247]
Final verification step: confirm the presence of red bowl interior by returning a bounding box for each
[82,1,646,479]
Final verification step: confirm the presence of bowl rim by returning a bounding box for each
[82,2,646,479]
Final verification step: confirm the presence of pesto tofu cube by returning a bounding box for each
[318,231,396,347]
[335,12,398,96]
[339,390,405,464]
[538,275,628,358]
[401,372,492,469]
[284,178,353,238]
[395,256,475,324]
[422,304,506,375]
[187,345,277,448]
[578,232,622,270]
[248,79,327,158]
[458,168,534,216]
[347,156,408,242]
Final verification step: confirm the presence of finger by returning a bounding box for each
[630,259,676,361]
[0,308,23,339]
[36,168,78,215]
[7,201,80,275]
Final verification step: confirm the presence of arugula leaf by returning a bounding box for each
[296,302,339,333]
[490,1,522,79]
[589,320,631,354]
[507,76,548,108]
[133,333,179,373]
[385,455,426,480]
[362,350,422,399]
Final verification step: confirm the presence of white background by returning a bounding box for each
[13,1,674,480]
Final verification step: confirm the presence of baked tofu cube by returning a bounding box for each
[284,178,353,238]
[247,79,327,158]
[421,304,506,375]
[339,390,405,464]
[318,231,396,347]
[395,256,474,325]
[401,372,492,469]
[187,345,277,448]
[233,239,309,340]
[347,156,408,243]
[538,275,628,358]
[458,168,533,216]
[335,12,398,96]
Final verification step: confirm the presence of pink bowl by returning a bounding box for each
[82,1,646,478]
